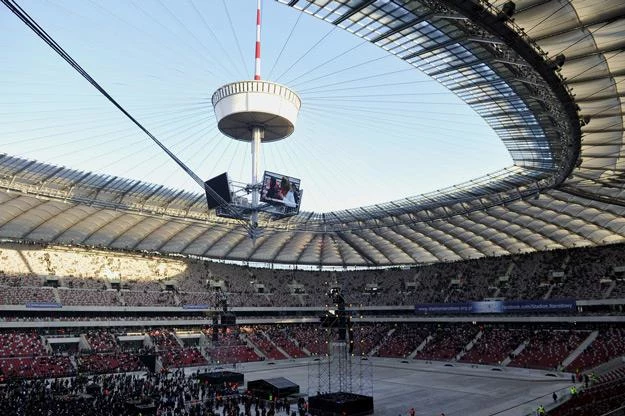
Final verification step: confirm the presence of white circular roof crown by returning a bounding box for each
[212,80,301,142]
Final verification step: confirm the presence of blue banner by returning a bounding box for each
[26,302,62,308]
[503,299,576,313]
[415,299,576,314]
[471,301,504,314]
[182,304,209,310]
[414,303,471,314]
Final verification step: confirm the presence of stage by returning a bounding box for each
[184,358,573,415]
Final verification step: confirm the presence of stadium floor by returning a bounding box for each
[187,358,574,416]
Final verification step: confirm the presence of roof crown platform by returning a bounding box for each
[211,80,301,142]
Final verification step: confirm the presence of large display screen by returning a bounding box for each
[260,171,302,211]
[204,172,232,209]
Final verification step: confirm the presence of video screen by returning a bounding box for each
[204,172,232,209]
[260,171,302,211]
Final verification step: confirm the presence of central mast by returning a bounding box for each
[251,0,263,229]
[211,0,302,236]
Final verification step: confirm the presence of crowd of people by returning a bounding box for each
[0,323,621,381]
[0,370,304,416]
[2,242,625,309]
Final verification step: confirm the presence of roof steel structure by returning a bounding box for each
[0,0,624,267]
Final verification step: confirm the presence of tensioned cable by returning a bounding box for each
[156,0,234,84]
[2,103,210,138]
[28,117,208,163]
[553,21,614,58]
[298,79,436,94]
[301,102,491,127]
[188,0,247,80]
[108,1,221,84]
[567,49,625,82]
[134,124,216,180]
[267,7,304,80]
[50,0,217,86]
[290,54,395,88]
[221,0,249,79]
[83,115,215,174]
[127,0,223,82]
[4,106,211,148]
[274,25,338,83]
[282,39,368,86]
[304,97,468,105]
[303,92,465,99]
[301,105,502,144]
[1,0,250,232]
[577,77,625,102]
[524,0,574,34]
[300,101,486,120]
[291,67,419,93]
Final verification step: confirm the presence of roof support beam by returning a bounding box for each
[565,43,625,62]
[79,211,125,245]
[533,11,625,42]
[107,216,155,248]
[403,36,462,61]
[22,204,82,241]
[332,0,375,26]
[427,59,481,77]
[566,68,625,85]
[336,231,377,265]
[370,13,434,44]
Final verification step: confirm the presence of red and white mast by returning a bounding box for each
[211,0,300,234]
[254,0,261,80]
[251,0,263,227]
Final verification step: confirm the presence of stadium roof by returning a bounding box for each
[0,0,624,267]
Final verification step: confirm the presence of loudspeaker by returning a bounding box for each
[139,354,157,373]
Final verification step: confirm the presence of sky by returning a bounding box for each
[0,0,512,213]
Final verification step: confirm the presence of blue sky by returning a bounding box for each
[0,0,512,212]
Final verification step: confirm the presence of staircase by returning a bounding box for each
[455,331,483,362]
[78,334,91,351]
[143,334,154,350]
[408,335,432,359]
[561,331,599,369]
[198,346,211,363]
[52,288,61,304]
[172,331,185,348]
[369,328,395,357]
[505,262,515,277]
[116,291,125,306]
[40,336,53,354]
[502,341,528,367]
[262,331,289,359]
[242,334,266,360]
[69,355,78,372]
[287,335,311,356]
[543,284,555,300]
[603,281,616,298]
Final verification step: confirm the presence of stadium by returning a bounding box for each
[0,0,624,415]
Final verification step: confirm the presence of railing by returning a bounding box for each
[211,80,301,109]
[602,405,625,416]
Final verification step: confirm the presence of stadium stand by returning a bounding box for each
[160,348,207,368]
[460,326,532,366]
[375,324,429,358]
[566,328,625,372]
[261,324,308,358]
[414,324,480,361]
[3,242,625,309]
[77,352,144,374]
[548,367,625,416]
[0,331,46,357]
[509,330,588,371]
